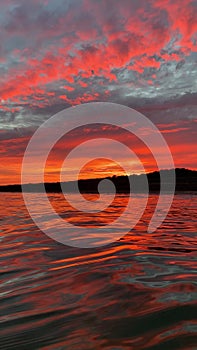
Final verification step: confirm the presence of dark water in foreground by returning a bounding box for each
[0,193,197,350]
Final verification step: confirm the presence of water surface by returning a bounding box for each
[0,193,197,349]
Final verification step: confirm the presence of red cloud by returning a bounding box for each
[0,0,196,109]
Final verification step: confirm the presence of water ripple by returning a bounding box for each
[0,193,196,349]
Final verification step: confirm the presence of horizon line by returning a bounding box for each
[1,167,197,187]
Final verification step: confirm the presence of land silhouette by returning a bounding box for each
[0,168,196,193]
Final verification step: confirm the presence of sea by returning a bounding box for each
[0,192,197,349]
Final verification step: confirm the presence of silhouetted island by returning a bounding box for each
[0,168,197,193]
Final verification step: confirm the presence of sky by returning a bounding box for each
[0,0,196,184]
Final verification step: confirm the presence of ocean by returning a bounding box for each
[0,193,196,349]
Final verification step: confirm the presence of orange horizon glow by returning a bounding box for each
[0,129,197,185]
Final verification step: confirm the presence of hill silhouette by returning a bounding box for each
[0,168,197,193]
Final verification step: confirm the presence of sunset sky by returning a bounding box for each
[0,0,196,184]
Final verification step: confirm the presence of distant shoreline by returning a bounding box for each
[1,168,197,193]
